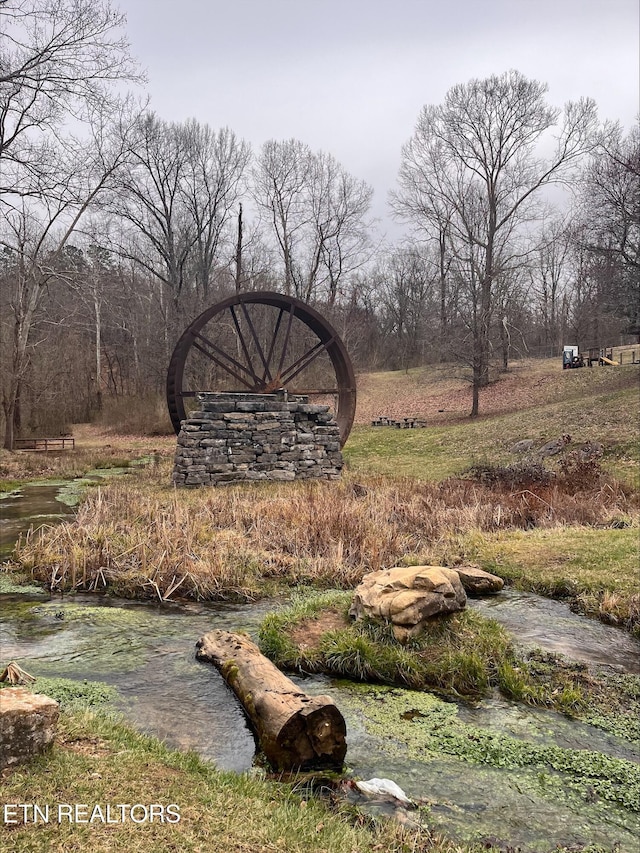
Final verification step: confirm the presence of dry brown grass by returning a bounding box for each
[11,460,636,603]
[0,424,175,484]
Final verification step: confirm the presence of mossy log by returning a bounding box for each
[196,629,347,771]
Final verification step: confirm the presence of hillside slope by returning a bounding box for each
[347,358,639,482]
[354,357,638,426]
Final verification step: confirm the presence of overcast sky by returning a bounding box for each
[118,0,639,237]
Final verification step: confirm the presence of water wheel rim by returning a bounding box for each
[166,291,356,446]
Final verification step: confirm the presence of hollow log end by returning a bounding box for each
[276,697,347,771]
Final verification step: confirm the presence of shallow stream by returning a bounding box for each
[1,478,639,851]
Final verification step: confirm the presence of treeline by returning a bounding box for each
[1,1,638,445]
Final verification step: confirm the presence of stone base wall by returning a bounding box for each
[173,393,343,486]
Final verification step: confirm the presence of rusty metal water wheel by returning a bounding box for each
[166,292,357,446]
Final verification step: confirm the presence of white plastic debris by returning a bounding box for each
[355,778,412,804]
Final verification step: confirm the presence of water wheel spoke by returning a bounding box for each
[229,305,261,386]
[276,304,296,378]
[240,300,272,384]
[280,336,336,386]
[263,307,285,384]
[192,332,259,389]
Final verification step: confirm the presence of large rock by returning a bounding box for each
[349,566,467,643]
[453,566,504,596]
[0,687,59,770]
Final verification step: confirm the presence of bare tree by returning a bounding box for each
[1,110,139,449]
[0,0,140,448]
[308,151,374,306]
[392,70,597,415]
[0,0,140,198]
[372,246,436,369]
[181,121,251,299]
[577,123,640,338]
[528,217,573,354]
[252,139,313,296]
[253,139,374,304]
[109,113,195,307]
[108,114,250,326]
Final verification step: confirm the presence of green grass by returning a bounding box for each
[344,382,639,485]
[0,478,24,493]
[0,704,478,853]
[458,527,640,634]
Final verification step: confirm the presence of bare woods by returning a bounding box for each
[1,2,638,447]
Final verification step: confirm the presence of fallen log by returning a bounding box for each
[196,630,347,771]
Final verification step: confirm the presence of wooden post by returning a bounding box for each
[196,630,347,771]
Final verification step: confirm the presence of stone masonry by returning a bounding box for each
[173,392,343,486]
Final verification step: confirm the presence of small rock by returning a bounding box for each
[453,566,504,596]
[510,439,534,454]
[578,441,603,461]
[538,434,572,457]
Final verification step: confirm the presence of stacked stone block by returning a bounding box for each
[173,392,343,486]
[0,688,59,769]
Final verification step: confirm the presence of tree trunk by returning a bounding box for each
[2,398,15,451]
[439,230,448,361]
[235,203,243,292]
[500,314,510,371]
[196,630,347,771]
[471,348,481,418]
[93,293,103,412]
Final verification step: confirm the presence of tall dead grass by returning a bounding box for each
[11,462,637,602]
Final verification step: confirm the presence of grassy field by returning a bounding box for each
[348,366,639,485]
[460,527,640,627]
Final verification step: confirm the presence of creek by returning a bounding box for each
[1,478,639,851]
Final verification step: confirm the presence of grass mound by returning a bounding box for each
[259,593,580,711]
[259,592,640,738]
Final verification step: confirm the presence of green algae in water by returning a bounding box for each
[2,600,161,675]
[581,671,640,744]
[336,683,640,851]
[17,676,119,710]
[0,575,47,595]
[54,479,94,507]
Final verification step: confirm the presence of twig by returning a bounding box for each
[1,662,36,685]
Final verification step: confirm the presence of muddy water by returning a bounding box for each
[2,480,639,851]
